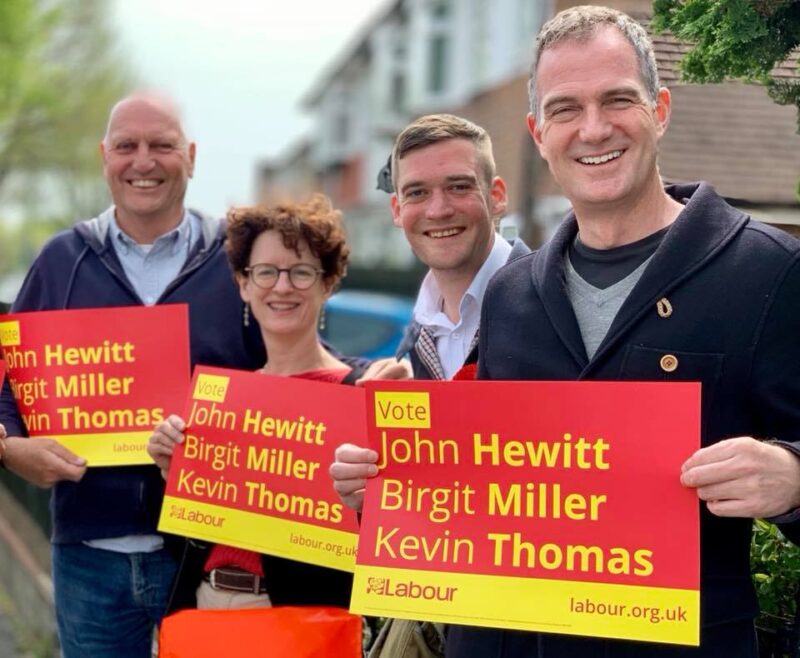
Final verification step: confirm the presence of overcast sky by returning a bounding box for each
[111,0,381,218]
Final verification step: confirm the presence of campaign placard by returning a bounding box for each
[0,305,190,466]
[351,380,700,646]
[158,366,363,572]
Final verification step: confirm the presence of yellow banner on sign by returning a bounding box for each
[193,374,230,403]
[0,321,21,347]
[160,495,358,572]
[39,431,152,466]
[351,566,699,646]
[374,392,431,428]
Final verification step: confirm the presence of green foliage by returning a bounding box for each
[0,0,134,213]
[750,519,800,619]
[0,216,67,286]
[652,0,800,130]
[0,0,135,280]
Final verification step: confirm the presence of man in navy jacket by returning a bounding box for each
[0,93,265,657]
[452,6,800,658]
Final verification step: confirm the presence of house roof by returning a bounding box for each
[299,0,799,206]
[647,17,800,205]
[643,14,799,85]
[648,18,692,85]
[660,83,799,204]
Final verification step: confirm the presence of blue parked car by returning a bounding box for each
[322,290,414,359]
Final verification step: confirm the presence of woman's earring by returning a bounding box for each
[318,306,326,332]
[243,303,250,327]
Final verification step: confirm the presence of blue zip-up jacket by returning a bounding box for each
[0,208,266,543]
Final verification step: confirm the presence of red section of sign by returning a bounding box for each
[164,366,364,534]
[0,305,189,437]
[359,381,700,591]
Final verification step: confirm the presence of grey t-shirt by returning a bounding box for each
[565,227,668,359]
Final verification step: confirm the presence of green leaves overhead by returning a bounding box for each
[0,0,134,198]
[652,0,800,130]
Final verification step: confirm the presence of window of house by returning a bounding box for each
[517,0,547,50]
[428,33,448,93]
[336,113,349,145]
[471,0,489,82]
[391,71,407,111]
[388,28,408,112]
[430,0,450,19]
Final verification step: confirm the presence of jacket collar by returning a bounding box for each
[508,237,532,262]
[396,320,422,362]
[75,207,223,254]
[69,207,226,306]
[531,182,749,373]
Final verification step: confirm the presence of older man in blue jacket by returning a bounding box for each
[0,93,266,658]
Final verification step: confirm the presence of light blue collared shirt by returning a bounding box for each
[87,208,200,553]
[108,210,201,305]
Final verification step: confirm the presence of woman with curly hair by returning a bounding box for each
[148,194,361,613]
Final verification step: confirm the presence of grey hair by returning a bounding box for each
[528,5,660,121]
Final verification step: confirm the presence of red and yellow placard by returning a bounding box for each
[158,366,363,572]
[0,305,190,466]
[351,380,700,646]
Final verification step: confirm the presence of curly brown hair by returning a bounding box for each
[225,194,350,287]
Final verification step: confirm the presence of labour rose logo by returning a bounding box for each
[366,577,388,594]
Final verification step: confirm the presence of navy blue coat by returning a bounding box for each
[0,209,266,543]
[452,183,800,658]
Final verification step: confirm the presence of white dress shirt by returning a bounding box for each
[412,235,512,379]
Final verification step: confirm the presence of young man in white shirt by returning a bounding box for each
[330,113,528,513]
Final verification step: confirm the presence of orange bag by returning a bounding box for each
[159,606,362,658]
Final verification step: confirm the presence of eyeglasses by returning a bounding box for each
[244,263,324,290]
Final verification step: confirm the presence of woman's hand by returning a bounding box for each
[147,415,186,480]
